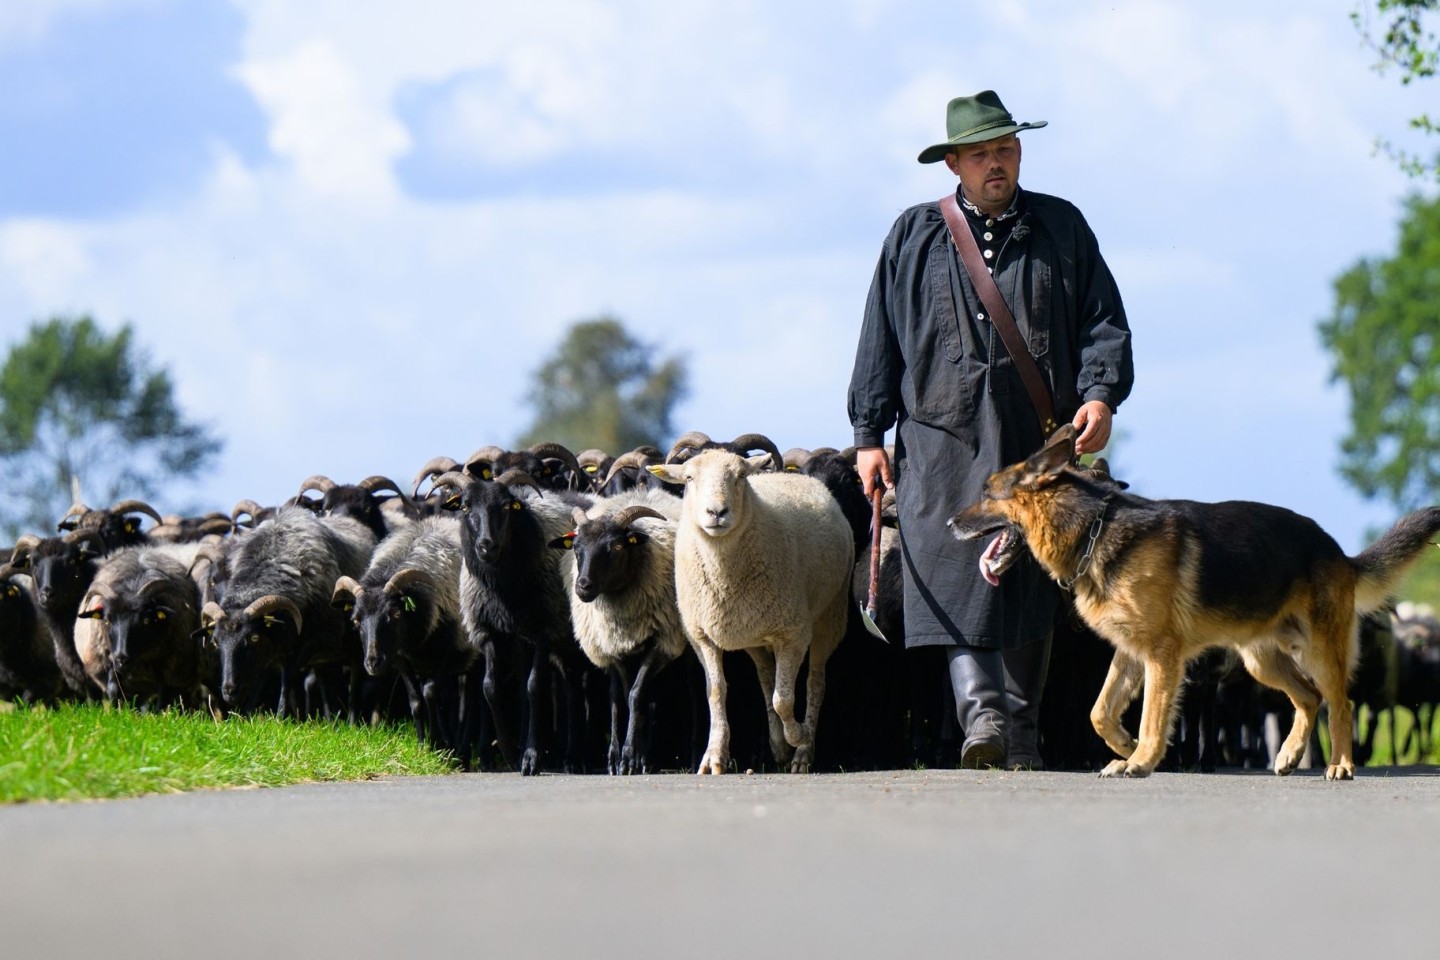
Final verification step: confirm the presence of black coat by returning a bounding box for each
[847,186,1133,649]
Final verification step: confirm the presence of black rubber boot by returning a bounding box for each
[1003,632,1053,770]
[947,645,1010,769]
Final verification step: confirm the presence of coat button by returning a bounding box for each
[983,249,994,259]
[983,232,993,241]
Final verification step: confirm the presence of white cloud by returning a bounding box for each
[234,39,409,205]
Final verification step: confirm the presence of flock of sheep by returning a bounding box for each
[0,433,903,775]
[4,431,1440,775]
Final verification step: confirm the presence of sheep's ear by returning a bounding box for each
[548,532,576,551]
[77,603,104,620]
[647,464,684,485]
[744,454,773,473]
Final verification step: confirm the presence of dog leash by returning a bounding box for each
[939,192,1058,436]
[1058,495,1114,591]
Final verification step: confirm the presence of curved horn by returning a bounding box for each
[576,449,614,474]
[58,502,92,531]
[196,517,234,537]
[332,575,364,606]
[464,445,507,478]
[571,506,589,528]
[602,450,656,487]
[296,475,337,498]
[11,534,43,561]
[729,433,784,471]
[430,471,472,493]
[230,499,267,528]
[136,571,175,598]
[782,447,811,471]
[242,595,304,634]
[357,475,404,497]
[665,431,713,464]
[188,543,227,579]
[109,499,165,526]
[201,600,227,627]
[63,528,107,555]
[382,567,437,596]
[494,468,541,494]
[411,456,460,498]
[614,505,668,528]
[527,441,585,489]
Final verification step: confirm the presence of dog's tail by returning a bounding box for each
[1352,506,1440,613]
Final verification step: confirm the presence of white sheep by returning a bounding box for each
[651,449,853,773]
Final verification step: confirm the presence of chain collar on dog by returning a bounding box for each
[1058,495,1114,591]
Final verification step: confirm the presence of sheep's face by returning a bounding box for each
[666,451,766,540]
[346,588,425,677]
[552,519,650,602]
[210,611,296,706]
[449,480,532,565]
[78,594,187,680]
[21,538,102,614]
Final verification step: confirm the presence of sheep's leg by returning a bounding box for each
[480,640,520,771]
[397,669,426,744]
[454,666,484,770]
[608,664,628,775]
[623,646,673,775]
[797,640,836,774]
[692,634,730,774]
[746,646,794,769]
[770,640,811,771]
[522,642,548,775]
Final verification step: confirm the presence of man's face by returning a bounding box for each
[944,134,1021,215]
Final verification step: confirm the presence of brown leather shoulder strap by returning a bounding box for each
[939,193,1057,434]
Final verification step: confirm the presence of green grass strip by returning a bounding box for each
[0,702,455,804]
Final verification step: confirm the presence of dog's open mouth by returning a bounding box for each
[978,526,1023,587]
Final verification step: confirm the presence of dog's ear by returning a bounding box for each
[1088,457,1130,490]
[1029,424,1077,476]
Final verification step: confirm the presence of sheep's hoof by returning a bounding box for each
[520,748,541,776]
[789,745,814,774]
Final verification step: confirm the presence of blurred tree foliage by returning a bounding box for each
[518,316,688,455]
[0,316,221,541]
[1319,194,1440,510]
[1353,0,1439,180]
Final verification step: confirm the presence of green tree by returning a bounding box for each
[1319,193,1440,508]
[0,316,222,540]
[1353,0,1440,180]
[518,316,688,454]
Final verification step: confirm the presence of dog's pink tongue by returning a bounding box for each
[979,534,1003,587]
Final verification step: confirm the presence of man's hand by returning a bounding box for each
[856,446,892,498]
[1072,400,1113,455]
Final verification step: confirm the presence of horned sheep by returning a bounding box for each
[549,487,688,774]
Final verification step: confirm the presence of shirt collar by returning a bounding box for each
[958,184,1024,222]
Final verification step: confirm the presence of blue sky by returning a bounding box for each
[0,0,1434,551]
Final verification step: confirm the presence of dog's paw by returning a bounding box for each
[696,750,730,775]
[1098,758,1153,778]
[1325,761,1355,781]
[1274,744,1303,776]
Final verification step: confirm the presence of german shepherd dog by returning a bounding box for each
[947,424,1440,780]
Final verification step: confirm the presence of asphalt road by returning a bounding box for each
[2,767,1436,960]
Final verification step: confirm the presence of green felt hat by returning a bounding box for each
[917,90,1047,164]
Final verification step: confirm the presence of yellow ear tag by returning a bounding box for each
[482,468,493,480]
[155,610,167,621]
[627,535,638,545]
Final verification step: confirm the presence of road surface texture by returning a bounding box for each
[1,767,1435,960]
